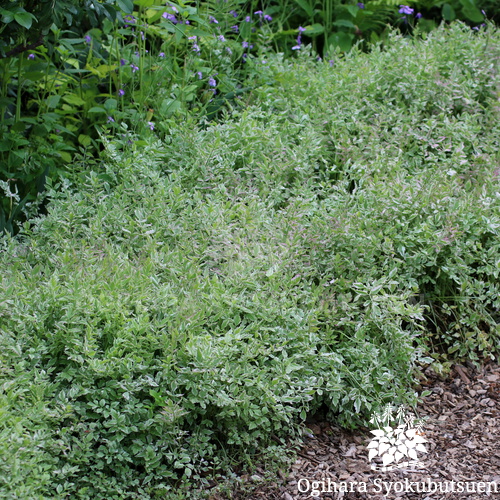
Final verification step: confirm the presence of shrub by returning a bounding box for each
[1,21,499,497]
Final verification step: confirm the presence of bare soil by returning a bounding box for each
[223,361,500,500]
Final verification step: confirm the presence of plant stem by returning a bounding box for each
[0,60,10,123]
[139,6,144,105]
[16,54,23,123]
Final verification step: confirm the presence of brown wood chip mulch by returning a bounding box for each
[221,361,500,500]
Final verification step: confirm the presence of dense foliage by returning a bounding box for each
[0,0,489,233]
[1,21,499,498]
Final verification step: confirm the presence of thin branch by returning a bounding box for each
[2,34,44,59]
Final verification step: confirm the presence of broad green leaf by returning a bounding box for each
[442,3,456,21]
[304,23,324,35]
[62,94,86,107]
[117,0,134,13]
[46,95,61,109]
[78,134,92,147]
[134,0,155,7]
[86,64,117,78]
[59,151,72,162]
[160,98,181,115]
[461,5,484,22]
[294,0,314,18]
[458,0,484,22]
[328,31,354,52]
[14,11,36,29]
[348,4,360,17]
[0,7,15,24]
[104,98,118,111]
[88,106,107,113]
[333,19,356,29]
[11,122,26,133]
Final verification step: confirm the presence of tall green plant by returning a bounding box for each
[0,0,273,234]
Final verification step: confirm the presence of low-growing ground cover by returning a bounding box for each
[0,22,499,499]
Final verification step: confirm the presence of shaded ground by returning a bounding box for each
[225,361,500,499]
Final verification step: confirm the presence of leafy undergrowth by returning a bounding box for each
[1,22,499,499]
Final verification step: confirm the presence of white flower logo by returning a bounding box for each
[367,405,427,471]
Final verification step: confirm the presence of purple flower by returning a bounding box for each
[263,14,272,21]
[231,25,239,32]
[226,47,233,55]
[196,71,202,79]
[159,52,165,58]
[244,16,251,22]
[208,77,216,87]
[188,36,201,54]
[118,88,125,96]
[242,53,247,61]
[124,15,136,24]
[209,16,218,24]
[148,121,154,131]
[399,5,414,15]
[292,26,306,50]
[415,12,422,18]
[357,2,365,8]
[85,35,91,44]
[329,60,334,67]
[218,35,226,42]
[254,10,263,16]
[107,116,115,123]
[170,5,178,13]
[131,64,139,72]
[120,58,127,66]
[28,53,35,60]
[230,10,238,18]
[162,12,177,23]
[242,41,249,48]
